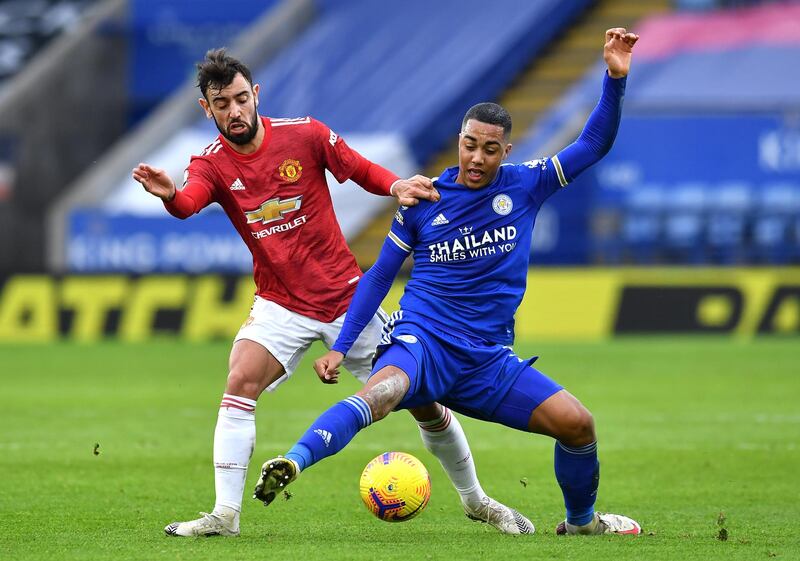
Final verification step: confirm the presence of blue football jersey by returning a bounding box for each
[388,158,568,345]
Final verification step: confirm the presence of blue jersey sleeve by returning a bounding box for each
[517,72,626,207]
[385,204,416,254]
[515,157,565,208]
[332,207,416,355]
[557,72,626,182]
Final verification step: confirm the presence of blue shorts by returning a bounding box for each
[372,314,562,431]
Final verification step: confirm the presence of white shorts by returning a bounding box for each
[234,296,387,392]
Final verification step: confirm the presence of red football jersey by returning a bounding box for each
[165,116,396,323]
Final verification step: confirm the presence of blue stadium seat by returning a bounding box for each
[754,183,799,264]
[705,182,751,264]
[663,183,707,264]
[622,184,664,264]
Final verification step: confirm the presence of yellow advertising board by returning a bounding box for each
[0,269,798,342]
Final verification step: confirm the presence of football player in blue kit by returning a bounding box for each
[254,28,641,536]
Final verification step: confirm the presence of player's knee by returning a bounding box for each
[366,400,393,422]
[225,368,264,399]
[558,407,596,446]
[362,389,402,422]
[358,367,409,422]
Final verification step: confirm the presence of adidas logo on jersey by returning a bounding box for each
[431,213,449,226]
[229,178,246,191]
[314,429,332,447]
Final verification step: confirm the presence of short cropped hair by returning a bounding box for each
[461,102,512,140]
[197,48,254,99]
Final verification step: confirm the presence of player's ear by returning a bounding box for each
[504,143,513,160]
[198,97,212,119]
[253,83,260,106]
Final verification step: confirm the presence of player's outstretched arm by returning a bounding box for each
[554,28,638,183]
[315,238,407,384]
[132,163,176,201]
[347,153,439,206]
[604,27,638,79]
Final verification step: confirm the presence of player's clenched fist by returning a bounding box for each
[132,163,177,202]
[604,27,639,79]
[314,350,344,384]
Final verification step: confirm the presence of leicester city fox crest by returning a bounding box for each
[492,194,513,216]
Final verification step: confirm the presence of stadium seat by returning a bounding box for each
[754,183,799,264]
[663,183,707,264]
[622,184,664,264]
[705,182,751,264]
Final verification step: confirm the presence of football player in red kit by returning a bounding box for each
[133,48,531,537]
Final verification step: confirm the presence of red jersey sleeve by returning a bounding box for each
[311,118,398,196]
[164,157,217,218]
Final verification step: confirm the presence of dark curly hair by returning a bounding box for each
[197,48,254,99]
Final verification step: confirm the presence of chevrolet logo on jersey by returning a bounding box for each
[245,196,303,225]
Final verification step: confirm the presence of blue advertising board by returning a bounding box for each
[68,209,251,273]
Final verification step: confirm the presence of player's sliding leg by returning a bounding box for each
[254,365,409,506]
[527,387,641,535]
[165,340,284,537]
[410,403,534,535]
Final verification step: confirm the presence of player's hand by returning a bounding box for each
[603,27,638,79]
[132,163,177,202]
[314,350,344,384]
[391,175,440,207]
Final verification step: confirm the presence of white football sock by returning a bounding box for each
[212,394,257,520]
[417,407,486,510]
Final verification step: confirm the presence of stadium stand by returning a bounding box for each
[351,0,672,264]
[0,0,124,273]
[0,0,95,83]
[514,1,800,265]
[0,0,289,273]
[37,0,800,273]
[54,0,595,273]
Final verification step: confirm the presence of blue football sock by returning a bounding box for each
[285,396,373,471]
[554,441,599,526]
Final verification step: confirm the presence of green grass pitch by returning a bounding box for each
[1,338,798,560]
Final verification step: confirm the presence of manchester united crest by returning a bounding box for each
[279,159,302,182]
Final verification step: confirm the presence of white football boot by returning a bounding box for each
[164,507,239,537]
[464,496,535,535]
[556,512,641,535]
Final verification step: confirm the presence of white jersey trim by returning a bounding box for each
[387,231,411,253]
[201,139,222,156]
[271,117,311,127]
[552,154,568,187]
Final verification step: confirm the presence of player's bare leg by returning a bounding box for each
[528,389,641,536]
[409,403,534,535]
[165,340,284,537]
